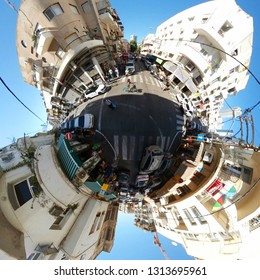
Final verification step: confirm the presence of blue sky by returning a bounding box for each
[97,211,194,260]
[0,0,259,260]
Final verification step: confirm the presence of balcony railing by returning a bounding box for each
[57,134,82,180]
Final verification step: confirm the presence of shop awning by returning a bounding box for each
[186,78,198,93]
[163,61,177,73]
[174,67,190,83]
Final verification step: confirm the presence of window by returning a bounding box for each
[82,1,91,13]
[183,209,196,225]
[14,180,32,207]
[241,166,253,184]
[193,75,202,85]
[218,21,233,35]
[89,212,101,235]
[96,211,105,231]
[56,47,65,59]
[69,4,79,14]
[200,48,208,56]
[43,3,63,21]
[191,206,207,224]
[185,61,195,71]
[173,76,181,85]
[201,17,208,23]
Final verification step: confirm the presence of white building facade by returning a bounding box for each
[149,141,260,260]
[141,0,253,131]
[0,134,118,260]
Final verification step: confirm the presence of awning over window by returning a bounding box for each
[174,67,190,83]
[186,78,197,93]
[163,61,177,73]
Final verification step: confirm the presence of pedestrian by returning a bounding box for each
[114,67,119,78]
[104,98,116,109]
[105,72,110,82]
[129,83,136,92]
[108,68,114,79]
[127,78,131,88]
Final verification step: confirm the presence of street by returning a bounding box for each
[69,59,186,183]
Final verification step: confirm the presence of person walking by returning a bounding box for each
[114,67,119,78]
[104,98,117,109]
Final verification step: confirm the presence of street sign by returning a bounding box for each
[197,134,205,141]
[65,132,73,140]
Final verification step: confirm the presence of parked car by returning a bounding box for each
[118,171,130,190]
[143,59,151,70]
[139,145,164,174]
[181,99,195,118]
[97,84,111,95]
[176,93,187,104]
[85,84,111,99]
[187,121,202,131]
[135,174,149,188]
[155,153,173,175]
[125,61,135,75]
[140,177,162,195]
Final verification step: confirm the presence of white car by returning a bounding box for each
[139,145,164,174]
[181,99,195,118]
[125,61,135,75]
[176,93,186,103]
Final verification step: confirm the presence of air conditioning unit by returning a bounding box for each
[75,168,89,183]
[49,205,63,217]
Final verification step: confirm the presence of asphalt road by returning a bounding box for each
[73,59,186,183]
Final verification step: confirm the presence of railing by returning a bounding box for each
[57,134,82,180]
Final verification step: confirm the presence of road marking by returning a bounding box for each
[177,120,184,125]
[149,76,155,85]
[122,135,128,160]
[144,76,150,84]
[133,75,137,83]
[114,135,119,157]
[139,75,144,83]
[176,114,184,121]
[129,136,136,160]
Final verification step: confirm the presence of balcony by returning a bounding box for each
[56,135,116,200]
[35,31,54,56]
[194,24,230,60]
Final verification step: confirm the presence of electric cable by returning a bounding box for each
[0,77,46,123]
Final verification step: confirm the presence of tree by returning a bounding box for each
[130,40,137,53]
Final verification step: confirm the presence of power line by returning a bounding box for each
[168,38,260,85]
[0,77,46,123]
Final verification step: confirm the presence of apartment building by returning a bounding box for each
[148,140,260,259]
[0,133,118,260]
[16,0,124,125]
[134,202,156,232]
[141,0,253,131]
